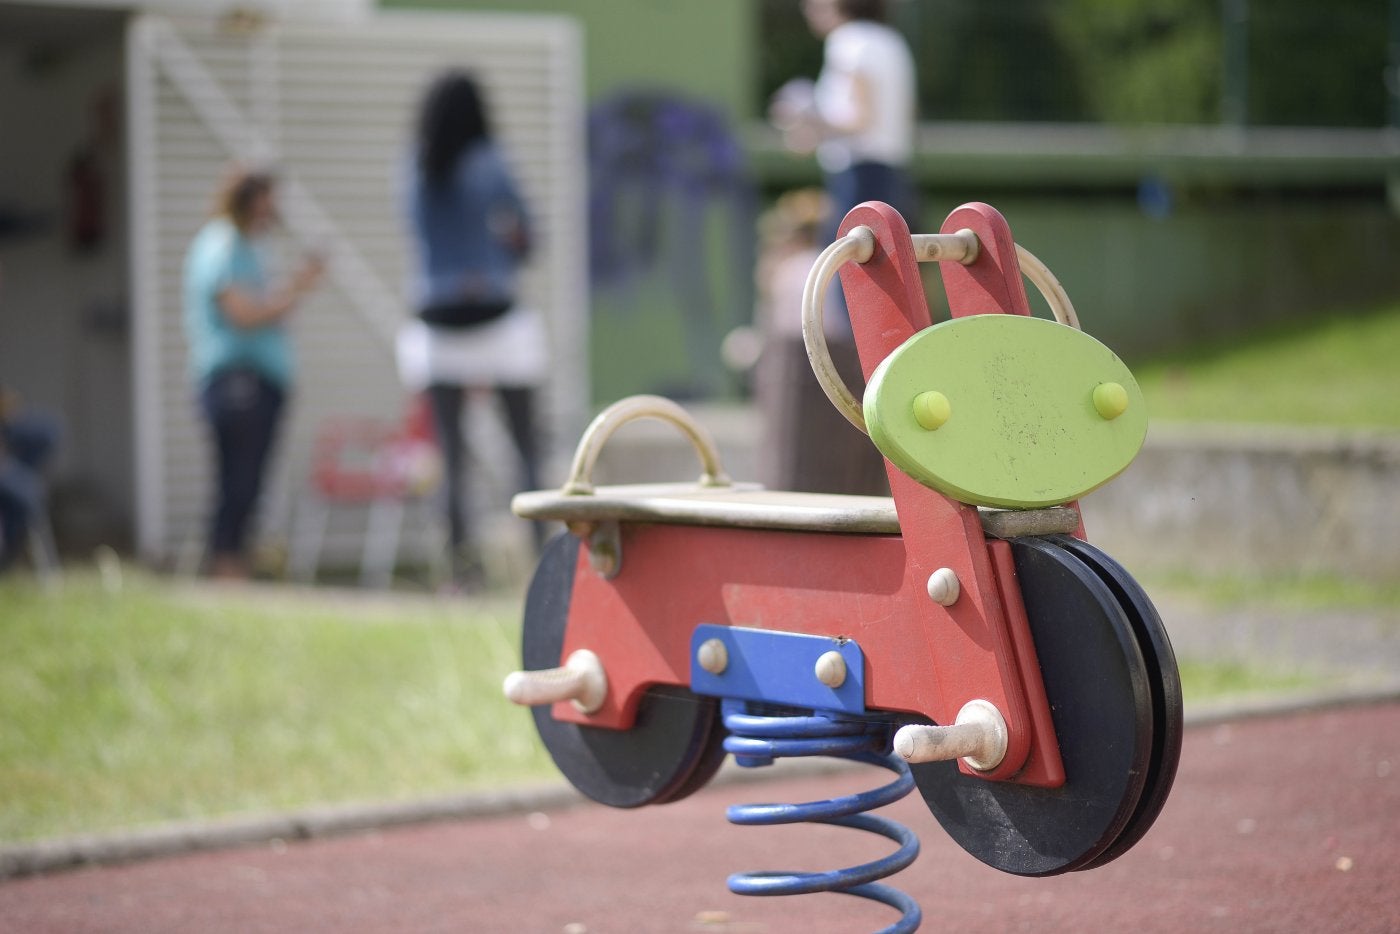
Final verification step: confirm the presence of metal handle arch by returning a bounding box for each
[562,394,732,495]
[801,227,1082,435]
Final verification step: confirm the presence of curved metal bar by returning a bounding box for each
[562,394,730,495]
[1016,243,1081,329]
[801,226,876,434]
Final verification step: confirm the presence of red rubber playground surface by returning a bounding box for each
[2,701,1397,934]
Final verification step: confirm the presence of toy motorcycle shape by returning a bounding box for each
[505,202,1182,933]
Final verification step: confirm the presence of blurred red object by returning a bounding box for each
[290,394,442,587]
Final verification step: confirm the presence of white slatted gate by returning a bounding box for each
[126,10,587,571]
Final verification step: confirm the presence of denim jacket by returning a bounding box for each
[404,142,531,314]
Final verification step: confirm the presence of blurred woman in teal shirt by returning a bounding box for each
[183,169,324,580]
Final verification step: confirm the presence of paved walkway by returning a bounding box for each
[2,700,1396,933]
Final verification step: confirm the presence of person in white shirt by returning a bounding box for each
[774,0,918,235]
[771,0,919,334]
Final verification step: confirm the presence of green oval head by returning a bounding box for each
[864,314,1147,508]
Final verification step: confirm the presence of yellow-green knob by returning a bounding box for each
[912,390,951,431]
[1093,382,1129,420]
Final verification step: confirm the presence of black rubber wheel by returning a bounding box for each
[1049,535,1183,869]
[650,713,730,805]
[521,532,723,808]
[912,536,1154,876]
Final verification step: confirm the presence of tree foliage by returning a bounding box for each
[758,0,1393,127]
[1048,0,1222,124]
[1246,1,1390,126]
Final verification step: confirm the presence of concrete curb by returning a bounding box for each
[5,684,1399,881]
[0,783,583,880]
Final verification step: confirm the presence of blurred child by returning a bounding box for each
[751,189,886,495]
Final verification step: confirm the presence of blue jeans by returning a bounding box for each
[824,161,921,336]
[825,160,920,233]
[199,368,286,560]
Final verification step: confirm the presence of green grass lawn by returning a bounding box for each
[1143,567,1400,614]
[0,569,551,844]
[1133,301,1400,429]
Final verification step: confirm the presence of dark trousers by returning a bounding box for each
[0,410,60,571]
[825,160,920,232]
[425,383,541,561]
[0,469,32,570]
[824,160,921,335]
[199,368,285,560]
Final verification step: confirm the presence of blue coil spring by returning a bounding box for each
[721,699,922,934]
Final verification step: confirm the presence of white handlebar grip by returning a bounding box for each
[502,649,608,714]
[892,699,1008,772]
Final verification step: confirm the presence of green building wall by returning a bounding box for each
[384,0,757,121]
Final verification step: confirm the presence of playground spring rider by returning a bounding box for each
[504,202,1184,931]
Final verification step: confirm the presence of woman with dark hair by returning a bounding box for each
[397,70,547,589]
[183,168,325,579]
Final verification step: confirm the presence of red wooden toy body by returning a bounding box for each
[546,202,1071,787]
